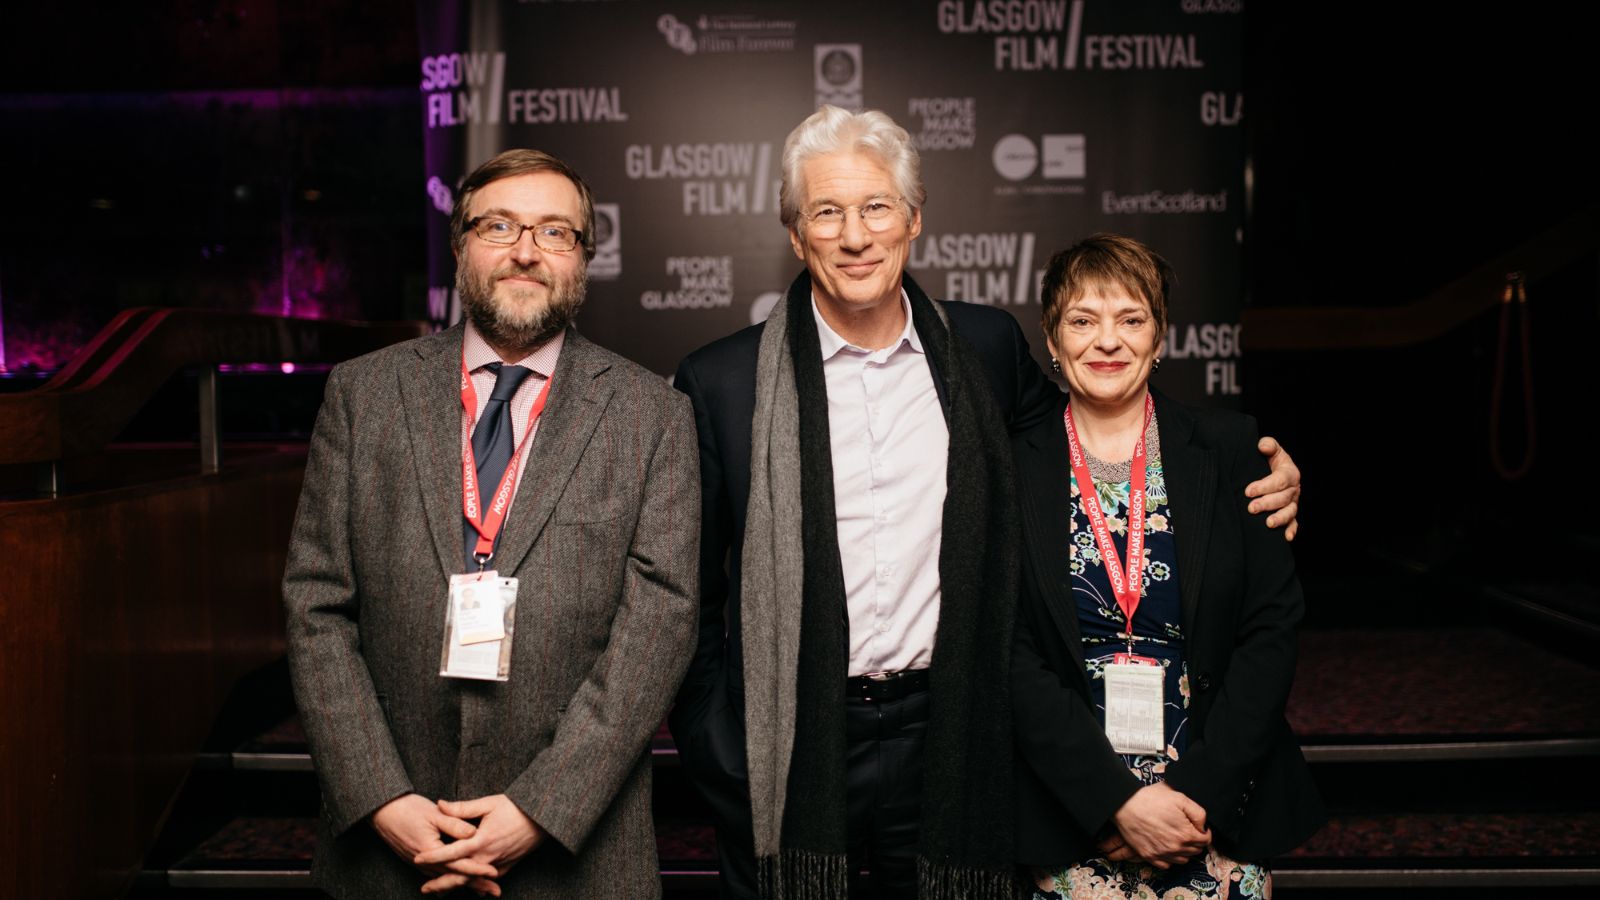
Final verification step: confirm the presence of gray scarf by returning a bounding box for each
[742,270,1019,899]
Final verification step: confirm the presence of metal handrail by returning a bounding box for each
[0,308,427,492]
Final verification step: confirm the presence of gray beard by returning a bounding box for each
[458,261,587,355]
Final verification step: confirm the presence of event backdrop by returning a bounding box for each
[416,0,1245,406]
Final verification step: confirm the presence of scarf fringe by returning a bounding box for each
[918,856,1022,900]
[758,848,850,900]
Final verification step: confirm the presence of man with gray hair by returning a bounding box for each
[670,106,1301,899]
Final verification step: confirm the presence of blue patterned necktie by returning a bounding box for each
[464,362,533,570]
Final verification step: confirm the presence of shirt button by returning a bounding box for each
[875,622,891,634]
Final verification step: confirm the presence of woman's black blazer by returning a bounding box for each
[1010,389,1325,866]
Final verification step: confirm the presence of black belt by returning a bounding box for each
[845,668,930,703]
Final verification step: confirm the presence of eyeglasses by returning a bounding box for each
[798,197,905,238]
[466,215,584,252]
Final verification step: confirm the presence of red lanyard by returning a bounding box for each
[1064,393,1153,640]
[460,359,552,568]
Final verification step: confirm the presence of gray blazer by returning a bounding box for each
[284,324,699,899]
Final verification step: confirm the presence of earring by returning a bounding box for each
[1152,357,1162,372]
[1050,358,1061,375]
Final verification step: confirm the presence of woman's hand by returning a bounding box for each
[1109,783,1211,869]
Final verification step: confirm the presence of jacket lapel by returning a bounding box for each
[902,274,953,420]
[397,325,470,579]
[488,329,614,576]
[1016,400,1089,672]
[1154,390,1214,637]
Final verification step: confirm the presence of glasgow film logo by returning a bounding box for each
[815,44,862,110]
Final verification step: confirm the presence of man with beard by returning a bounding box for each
[284,149,699,899]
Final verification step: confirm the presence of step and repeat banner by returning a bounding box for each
[416,0,1245,405]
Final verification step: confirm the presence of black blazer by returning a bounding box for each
[1011,389,1324,866]
[668,273,1059,840]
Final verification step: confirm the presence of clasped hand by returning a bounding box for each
[372,792,544,896]
[1098,782,1211,870]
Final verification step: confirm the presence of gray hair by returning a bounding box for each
[778,105,926,229]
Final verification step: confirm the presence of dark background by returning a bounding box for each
[2,1,1595,602]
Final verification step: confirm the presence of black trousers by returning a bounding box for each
[714,688,930,900]
[845,686,929,899]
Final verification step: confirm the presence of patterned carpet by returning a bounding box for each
[1287,627,1600,738]
[1286,812,1600,860]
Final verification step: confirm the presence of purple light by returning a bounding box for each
[280,361,296,374]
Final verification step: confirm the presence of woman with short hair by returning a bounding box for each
[1011,234,1324,899]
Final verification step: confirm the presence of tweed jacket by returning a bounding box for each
[283,324,699,899]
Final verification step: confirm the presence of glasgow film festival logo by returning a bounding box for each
[815,44,862,110]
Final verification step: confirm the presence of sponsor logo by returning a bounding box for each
[935,1,1205,72]
[1200,91,1242,126]
[815,44,862,110]
[992,134,1085,196]
[421,51,507,128]
[624,142,780,217]
[1181,0,1243,13]
[1042,134,1085,177]
[908,97,977,151]
[640,256,734,310]
[659,14,697,53]
[908,231,1040,307]
[590,203,621,280]
[658,12,798,55]
[506,87,627,123]
[750,291,782,325]
[426,176,454,215]
[1162,322,1242,395]
[1101,189,1227,214]
[993,135,1038,181]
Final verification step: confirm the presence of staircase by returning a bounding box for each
[127,612,1600,897]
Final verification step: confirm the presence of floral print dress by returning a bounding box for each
[1031,420,1270,900]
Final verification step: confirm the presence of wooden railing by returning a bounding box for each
[2,307,426,494]
[1242,206,1598,350]
[0,309,426,898]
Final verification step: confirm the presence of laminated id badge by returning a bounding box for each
[1102,660,1166,755]
[440,572,518,681]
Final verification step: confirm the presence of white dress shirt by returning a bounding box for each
[812,294,949,677]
